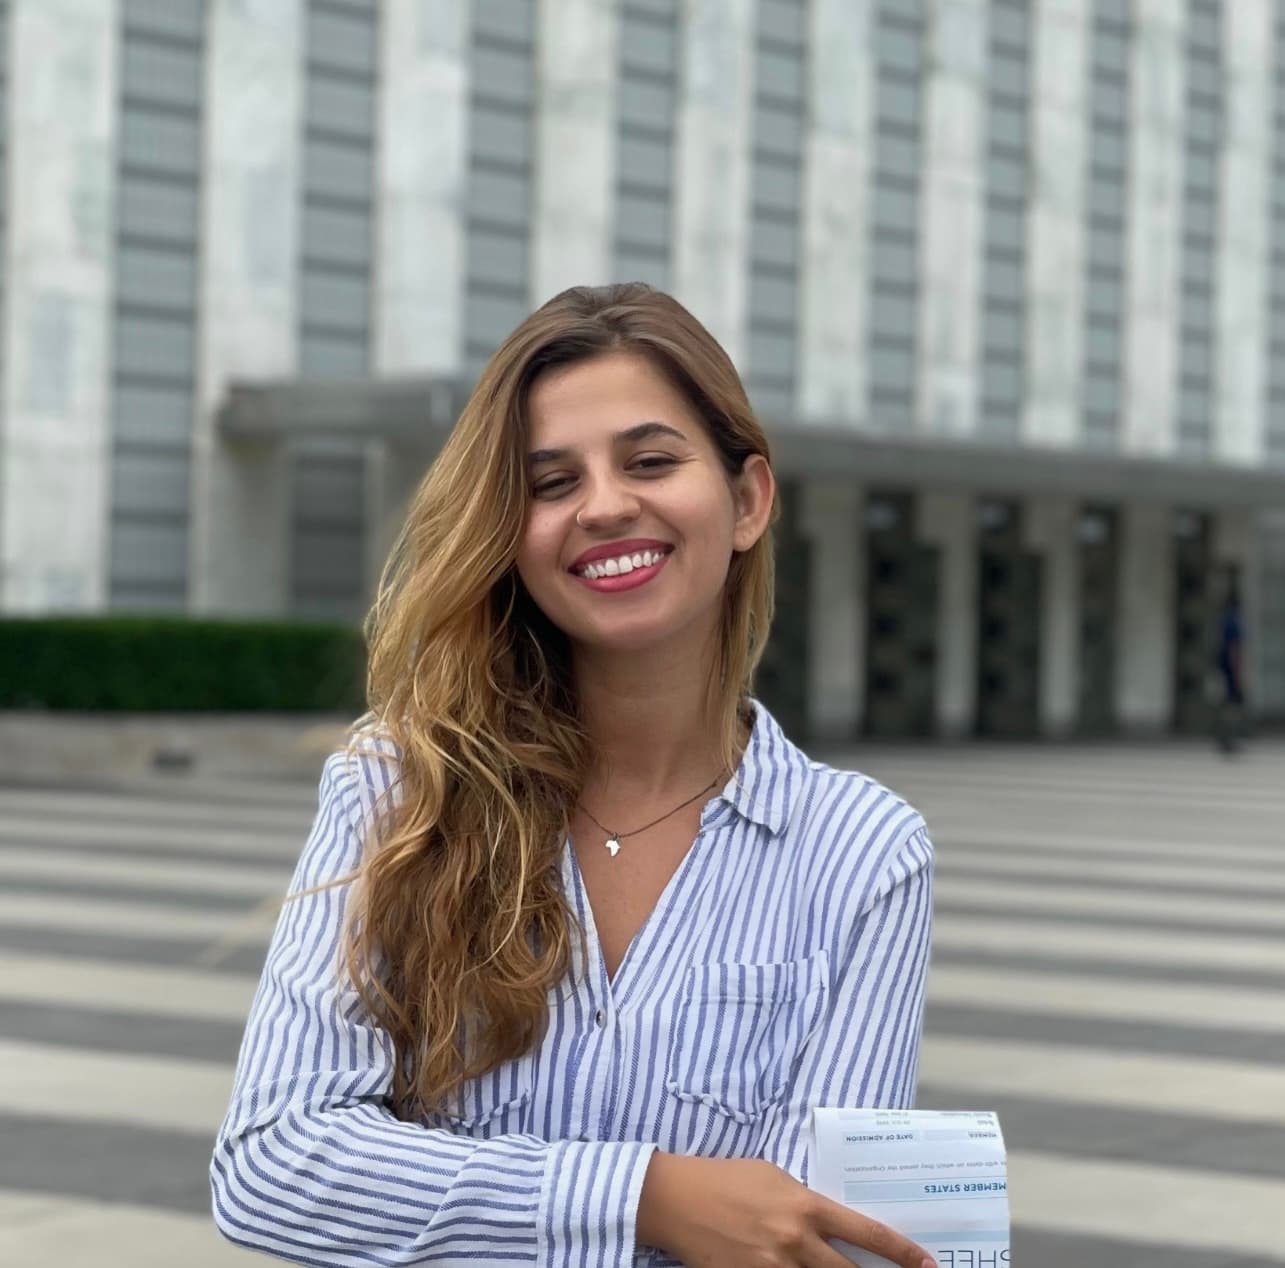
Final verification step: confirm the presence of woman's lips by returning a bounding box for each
[571,551,672,593]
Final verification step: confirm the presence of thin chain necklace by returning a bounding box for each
[579,776,722,858]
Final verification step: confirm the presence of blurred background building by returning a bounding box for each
[1,0,1284,739]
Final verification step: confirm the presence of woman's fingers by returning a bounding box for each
[811,1193,935,1268]
[803,1231,890,1268]
[802,1237,862,1268]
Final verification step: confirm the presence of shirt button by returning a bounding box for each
[594,1008,606,1027]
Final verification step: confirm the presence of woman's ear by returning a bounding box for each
[731,455,775,552]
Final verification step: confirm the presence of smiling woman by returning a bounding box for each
[517,348,772,657]
[210,283,937,1268]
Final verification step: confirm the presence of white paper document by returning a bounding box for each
[810,1108,1010,1268]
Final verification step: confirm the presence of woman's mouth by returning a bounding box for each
[570,546,673,592]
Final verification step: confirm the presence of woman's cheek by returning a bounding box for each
[518,513,558,574]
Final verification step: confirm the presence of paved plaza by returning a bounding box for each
[0,737,1281,1266]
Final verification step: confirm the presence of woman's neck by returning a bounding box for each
[574,644,729,799]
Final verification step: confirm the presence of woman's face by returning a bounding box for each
[515,351,772,656]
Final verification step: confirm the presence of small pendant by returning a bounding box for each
[604,837,621,858]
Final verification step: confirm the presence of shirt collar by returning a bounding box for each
[717,697,810,837]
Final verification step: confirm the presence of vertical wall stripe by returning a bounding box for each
[190,0,303,618]
[866,0,925,431]
[1123,0,1185,456]
[1,0,119,611]
[532,0,616,305]
[673,0,755,369]
[798,0,873,423]
[1268,5,1285,465]
[463,0,536,381]
[916,0,987,437]
[1213,0,1271,465]
[108,0,205,611]
[367,0,469,603]
[290,0,378,621]
[745,0,807,420]
[612,0,679,291]
[1023,0,1088,447]
[976,0,1031,439]
[1174,0,1222,457]
[1081,0,1131,449]
[374,0,469,375]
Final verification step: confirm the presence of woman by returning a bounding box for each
[211,284,936,1268]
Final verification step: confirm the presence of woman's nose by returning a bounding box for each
[575,474,640,528]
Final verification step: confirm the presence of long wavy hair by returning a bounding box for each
[332,283,778,1120]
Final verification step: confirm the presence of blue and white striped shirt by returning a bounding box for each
[211,700,934,1268]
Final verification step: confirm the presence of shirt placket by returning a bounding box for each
[560,843,619,1142]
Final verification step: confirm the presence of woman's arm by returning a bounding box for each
[209,754,656,1268]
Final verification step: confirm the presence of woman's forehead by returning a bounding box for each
[525,352,699,444]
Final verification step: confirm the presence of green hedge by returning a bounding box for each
[0,617,367,712]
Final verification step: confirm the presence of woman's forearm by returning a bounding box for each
[637,1150,688,1251]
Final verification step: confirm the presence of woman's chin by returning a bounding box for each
[567,613,693,657]
[571,629,673,656]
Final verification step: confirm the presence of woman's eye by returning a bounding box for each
[532,477,573,496]
[532,456,673,496]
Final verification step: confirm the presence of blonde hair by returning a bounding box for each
[336,283,777,1119]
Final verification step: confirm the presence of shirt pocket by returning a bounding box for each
[665,950,830,1124]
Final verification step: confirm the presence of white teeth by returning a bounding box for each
[579,548,670,579]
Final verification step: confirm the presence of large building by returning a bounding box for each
[2,0,1283,737]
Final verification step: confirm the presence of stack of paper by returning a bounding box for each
[810,1108,1010,1268]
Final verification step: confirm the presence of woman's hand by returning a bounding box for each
[637,1152,935,1268]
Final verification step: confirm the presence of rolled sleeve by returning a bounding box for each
[539,1139,660,1268]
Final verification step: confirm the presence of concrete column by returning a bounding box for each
[674,0,755,369]
[916,0,987,437]
[1123,1,1185,456]
[1023,0,1089,448]
[800,479,864,740]
[797,0,874,423]
[918,491,977,736]
[1212,509,1256,700]
[1215,0,1273,466]
[374,0,469,373]
[189,0,304,616]
[1024,497,1078,736]
[1115,504,1174,730]
[0,0,118,612]
[1213,510,1255,572]
[1250,511,1285,715]
[531,0,617,305]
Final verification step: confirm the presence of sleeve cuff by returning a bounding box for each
[538,1139,659,1268]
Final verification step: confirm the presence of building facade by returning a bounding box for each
[1,0,1284,737]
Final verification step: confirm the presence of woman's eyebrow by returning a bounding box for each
[526,420,688,465]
